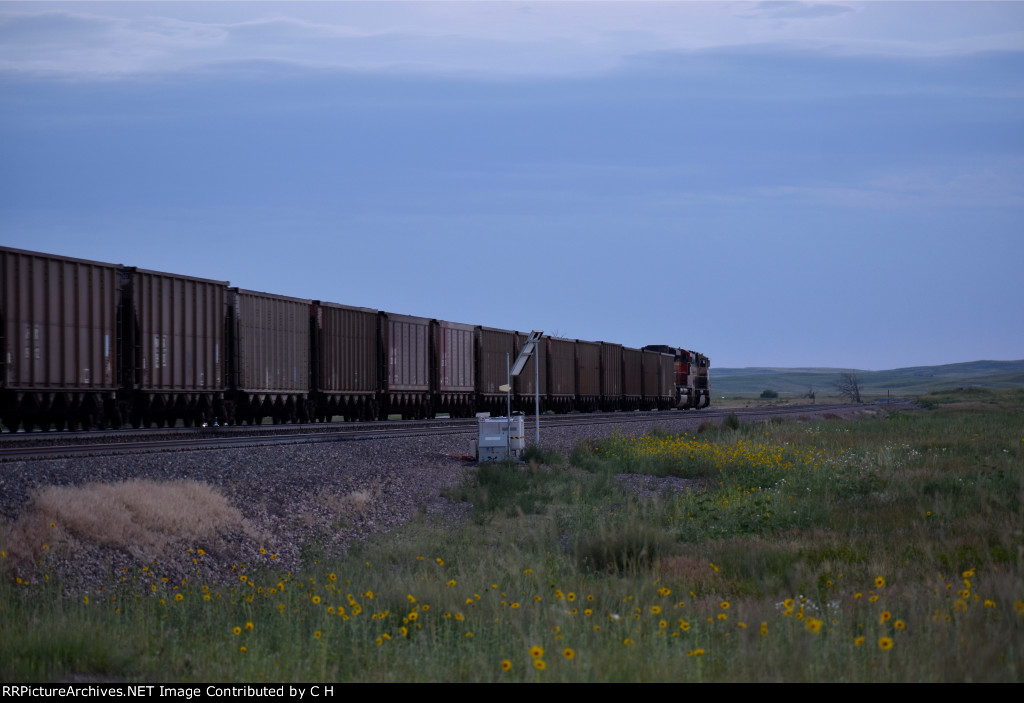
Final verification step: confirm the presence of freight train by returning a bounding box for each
[0,247,710,432]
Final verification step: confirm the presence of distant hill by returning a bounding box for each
[710,360,1024,397]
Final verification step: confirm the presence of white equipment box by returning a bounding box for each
[476,416,525,462]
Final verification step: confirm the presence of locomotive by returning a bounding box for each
[0,246,709,432]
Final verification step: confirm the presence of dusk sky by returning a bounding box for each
[2,1,1022,369]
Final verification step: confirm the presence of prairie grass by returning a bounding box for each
[2,390,1022,681]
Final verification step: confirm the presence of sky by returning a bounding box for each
[1,1,1022,369]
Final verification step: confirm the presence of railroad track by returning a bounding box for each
[0,403,875,462]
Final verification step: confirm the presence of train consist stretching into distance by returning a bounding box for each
[0,247,710,432]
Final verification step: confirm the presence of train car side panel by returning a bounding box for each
[599,341,623,410]
[575,339,600,412]
[641,349,660,410]
[477,326,515,416]
[622,346,642,410]
[230,288,311,424]
[513,330,548,413]
[126,268,227,426]
[381,312,432,418]
[1,247,119,430]
[435,319,475,416]
[546,336,575,412]
[315,301,378,420]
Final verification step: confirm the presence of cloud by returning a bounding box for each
[743,2,856,21]
[751,164,1024,211]
[1,2,1022,80]
[0,9,229,77]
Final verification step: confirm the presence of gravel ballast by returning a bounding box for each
[0,403,908,591]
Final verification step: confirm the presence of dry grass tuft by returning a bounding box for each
[4,479,248,568]
[322,483,383,524]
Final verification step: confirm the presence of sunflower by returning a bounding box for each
[875,576,886,588]
[878,636,894,651]
[563,648,575,659]
[533,659,546,671]
[530,645,544,659]
[501,660,512,672]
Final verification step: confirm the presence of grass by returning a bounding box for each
[2,389,1022,681]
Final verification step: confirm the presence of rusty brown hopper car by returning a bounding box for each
[575,339,600,412]
[435,318,475,417]
[546,336,576,412]
[380,311,431,419]
[0,247,120,430]
[2,245,713,431]
[514,330,548,413]
[622,346,642,411]
[476,326,515,416]
[122,267,227,427]
[641,349,661,410]
[314,301,379,421]
[228,288,311,425]
[599,341,623,411]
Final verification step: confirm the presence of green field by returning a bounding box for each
[2,389,1022,681]
[711,359,1024,401]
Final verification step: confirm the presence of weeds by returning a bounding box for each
[519,444,562,466]
[574,519,676,575]
[2,390,1022,681]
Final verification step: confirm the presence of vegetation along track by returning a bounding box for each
[0,403,870,462]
